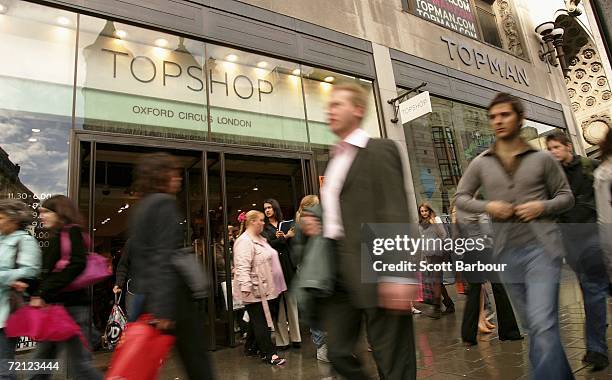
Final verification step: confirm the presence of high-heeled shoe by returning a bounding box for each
[442,300,455,314]
[485,320,496,329]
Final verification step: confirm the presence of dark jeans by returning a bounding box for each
[324,288,416,380]
[245,301,277,359]
[0,329,17,380]
[562,226,609,356]
[498,245,573,380]
[30,305,103,380]
[461,282,521,344]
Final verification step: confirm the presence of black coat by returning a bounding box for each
[262,222,296,287]
[560,155,599,223]
[129,193,183,320]
[33,226,89,306]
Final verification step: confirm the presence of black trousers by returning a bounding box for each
[461,281,521,344]
[324,288,416,380]
[174,284,216,380]
[245,301,277,358]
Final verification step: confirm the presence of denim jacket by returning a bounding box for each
[0,230,41,328]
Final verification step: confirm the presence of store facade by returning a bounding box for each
[1,0,581,348]
[0,0,383,348]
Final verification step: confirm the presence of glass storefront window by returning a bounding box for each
[75,15,207,140]
[206,44,308,149]
[0,2,75,199]
[403,93,565,218]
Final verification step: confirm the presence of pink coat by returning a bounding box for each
[232,233,285,304]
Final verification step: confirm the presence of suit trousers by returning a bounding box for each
[324,288,416,380]
[461,282,521,344]
[273,292,301,346]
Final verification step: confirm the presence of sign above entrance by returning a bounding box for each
[410,0,479,40]
[399,91,432,124]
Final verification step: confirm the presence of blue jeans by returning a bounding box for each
[30,306,102,380]
[310,328,327,348]
[0,329,16,380]
[562,226,609,356]
[498,245,574,380]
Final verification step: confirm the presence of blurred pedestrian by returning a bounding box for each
[234,210,287,366]
[0,200,41,379]
[262,199,301,350]
[455,93,574,379]
[546,132,609,371]
[301,83,418,380]
[129,153,215,379]
[594,128,612,293]
[29,195,102,380]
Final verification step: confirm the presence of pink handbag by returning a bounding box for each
[5,305,85,345]
[54,225,112,291]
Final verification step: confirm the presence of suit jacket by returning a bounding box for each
[329,138,413,309]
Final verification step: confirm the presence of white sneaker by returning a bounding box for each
[412,307,422,314]
[317,344,330,363]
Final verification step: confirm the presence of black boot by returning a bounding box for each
[442,299,455,314]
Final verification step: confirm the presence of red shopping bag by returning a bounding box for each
[5,305,85,345]
[105,315,175,380]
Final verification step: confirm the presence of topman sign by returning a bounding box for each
[441,36,530,87]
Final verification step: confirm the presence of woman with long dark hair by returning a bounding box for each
[129,152,215,379]
[29,195,102,380]
[418,202,454,319]
[261,198,301,349]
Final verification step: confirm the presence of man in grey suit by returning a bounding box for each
[301,83,418,380]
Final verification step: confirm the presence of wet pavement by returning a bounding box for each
[93,266,612,379]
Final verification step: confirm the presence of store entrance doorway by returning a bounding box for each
[74,135,313,349]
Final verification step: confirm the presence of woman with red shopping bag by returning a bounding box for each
[108,153,215,380]
[28,195,103,380]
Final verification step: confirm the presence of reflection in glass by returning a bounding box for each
[0,2,75,199]
[403,94,565,217]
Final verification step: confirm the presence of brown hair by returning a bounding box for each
[133,153,181,194]
[0,199,34,229]
[332,82,369,111]
[488,92,525,119]
[600,127,612,160]
[418,202,437,223]
[41,195,83,228]
[545,132,572,146]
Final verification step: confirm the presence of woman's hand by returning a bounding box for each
[29,297,46,308]
[112,285,122,294]
[285,229,295,239]
[11,281,28,292]
[151,319,175,332]
[275,231,286,239]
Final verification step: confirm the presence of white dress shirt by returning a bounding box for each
[321,128,370,240]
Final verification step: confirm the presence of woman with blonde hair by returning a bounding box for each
[233,210,287,366]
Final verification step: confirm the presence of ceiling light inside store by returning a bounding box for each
[253,187,258,191]
[28,138,37,142]
[320,82,332,91]
[226,54,238,62]
[0,4,7,14]
[257,61,268,68]
[252,203,256,206]
[32,129,40,133]
[115,30,127,39]
[292,69,301,76]
[56,17,71,26]
[324,76,335,83]
[154,38,168,47]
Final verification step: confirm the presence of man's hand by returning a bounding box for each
[300,215,322,237]
[29,296,46,308]
[514,201,545,222]
[112,285,122,294]
[11,281,28,292]
[151,319,175,332]
[378,282,419,312]
[485,201,515,220]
